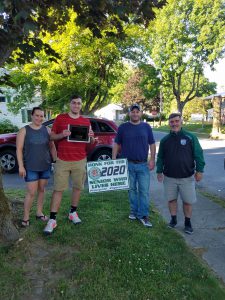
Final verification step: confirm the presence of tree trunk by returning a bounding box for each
[0,169,19,242]
[177,101,185,115]
[211,96,222,138]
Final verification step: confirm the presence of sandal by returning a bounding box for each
[36,215,49,222]
[21,220,30,227]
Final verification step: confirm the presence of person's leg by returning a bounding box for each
[128,162,138,218]
[69,159,86,224]
[163,176,178,227]
[168,199,178,216]
[23,180,38,223]
[50,159,70,215]
[50,191,64,212]
[136,163,150,219]
[179,176,196,234]
[71,188,81,207]
[183,202,193,234]
[136,163,152,227]
[43,160,69,234]
[183,202,192,218]
[36,179,48,217]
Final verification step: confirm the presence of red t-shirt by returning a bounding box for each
[52,113,91,161]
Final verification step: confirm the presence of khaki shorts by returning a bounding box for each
[163,175,197,204]
[54,158,87,191]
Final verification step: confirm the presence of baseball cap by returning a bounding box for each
[129,103,141,112]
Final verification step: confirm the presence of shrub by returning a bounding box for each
[123,113,166,122]
[0,119,19,134]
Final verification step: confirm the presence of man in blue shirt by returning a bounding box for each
[112,104,156,227]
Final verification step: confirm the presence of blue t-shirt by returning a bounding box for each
[115,122,155,161]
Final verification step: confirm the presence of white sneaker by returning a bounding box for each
[43,219,57,235]
[128,213,136,220]
[140,217,152,228]
[69,211,81,224]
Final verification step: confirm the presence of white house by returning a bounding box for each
[0,87,48,128]
[204,92,225,122]
[94,103,125,121]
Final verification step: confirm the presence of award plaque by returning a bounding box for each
[67,124,90,143]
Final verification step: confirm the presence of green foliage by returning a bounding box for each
[148,0,225,113]
[0,1,166,67]
[121,66,160,112]
[6,12,128,114]
[0,119,19,133]
[183,97,212,121]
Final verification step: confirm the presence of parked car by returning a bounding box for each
[0,117,118,173]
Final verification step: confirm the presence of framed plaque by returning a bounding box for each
[67,124,90,143]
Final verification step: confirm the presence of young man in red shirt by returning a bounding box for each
[44,95,94,235]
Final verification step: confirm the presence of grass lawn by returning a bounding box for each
[1,189,225,299]
[152,121,211,137]
[152,121,225,139]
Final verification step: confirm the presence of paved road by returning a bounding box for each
[3,131,225,198]
[152,131,225,283]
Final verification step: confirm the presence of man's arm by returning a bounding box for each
[50,129,71,141]
[112,143,120,160]
[192,134,205,182]
[156,141,164,182]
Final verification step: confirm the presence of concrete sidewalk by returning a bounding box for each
[150,171,225,283]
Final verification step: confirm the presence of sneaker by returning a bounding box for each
[69,211,81,224]
[128,213,136,220]
[168,219,177,228]
[140,216,152,228]
[184,224,193,234]
[43,219,57,235]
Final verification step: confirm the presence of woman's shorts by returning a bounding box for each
[25,168,51,182]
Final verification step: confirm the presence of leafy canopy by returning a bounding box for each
[147,0,225,113]
[0,0,166,66]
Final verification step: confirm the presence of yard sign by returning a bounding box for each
[87,159,129,193]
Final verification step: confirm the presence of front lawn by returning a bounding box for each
[1,189,225,299]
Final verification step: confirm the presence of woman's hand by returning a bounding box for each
[19,166,26,178]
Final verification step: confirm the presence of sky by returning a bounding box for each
[204,57,225,93]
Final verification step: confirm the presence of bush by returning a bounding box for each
[0,119,19,134]
[123,113,167,122]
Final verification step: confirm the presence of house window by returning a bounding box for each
[0,96,6,102]
[6,95,11,103]
[21,109,33,123]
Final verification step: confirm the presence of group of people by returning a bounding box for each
[16,95,205,235]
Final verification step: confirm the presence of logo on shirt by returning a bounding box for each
[180,139,187,145]
[88,167,102,180]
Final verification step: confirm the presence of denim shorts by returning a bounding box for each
[25,168,51,182]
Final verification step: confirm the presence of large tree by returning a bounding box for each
[6,12,125,114]
[147,0,225,115]
[121,65,161,112]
